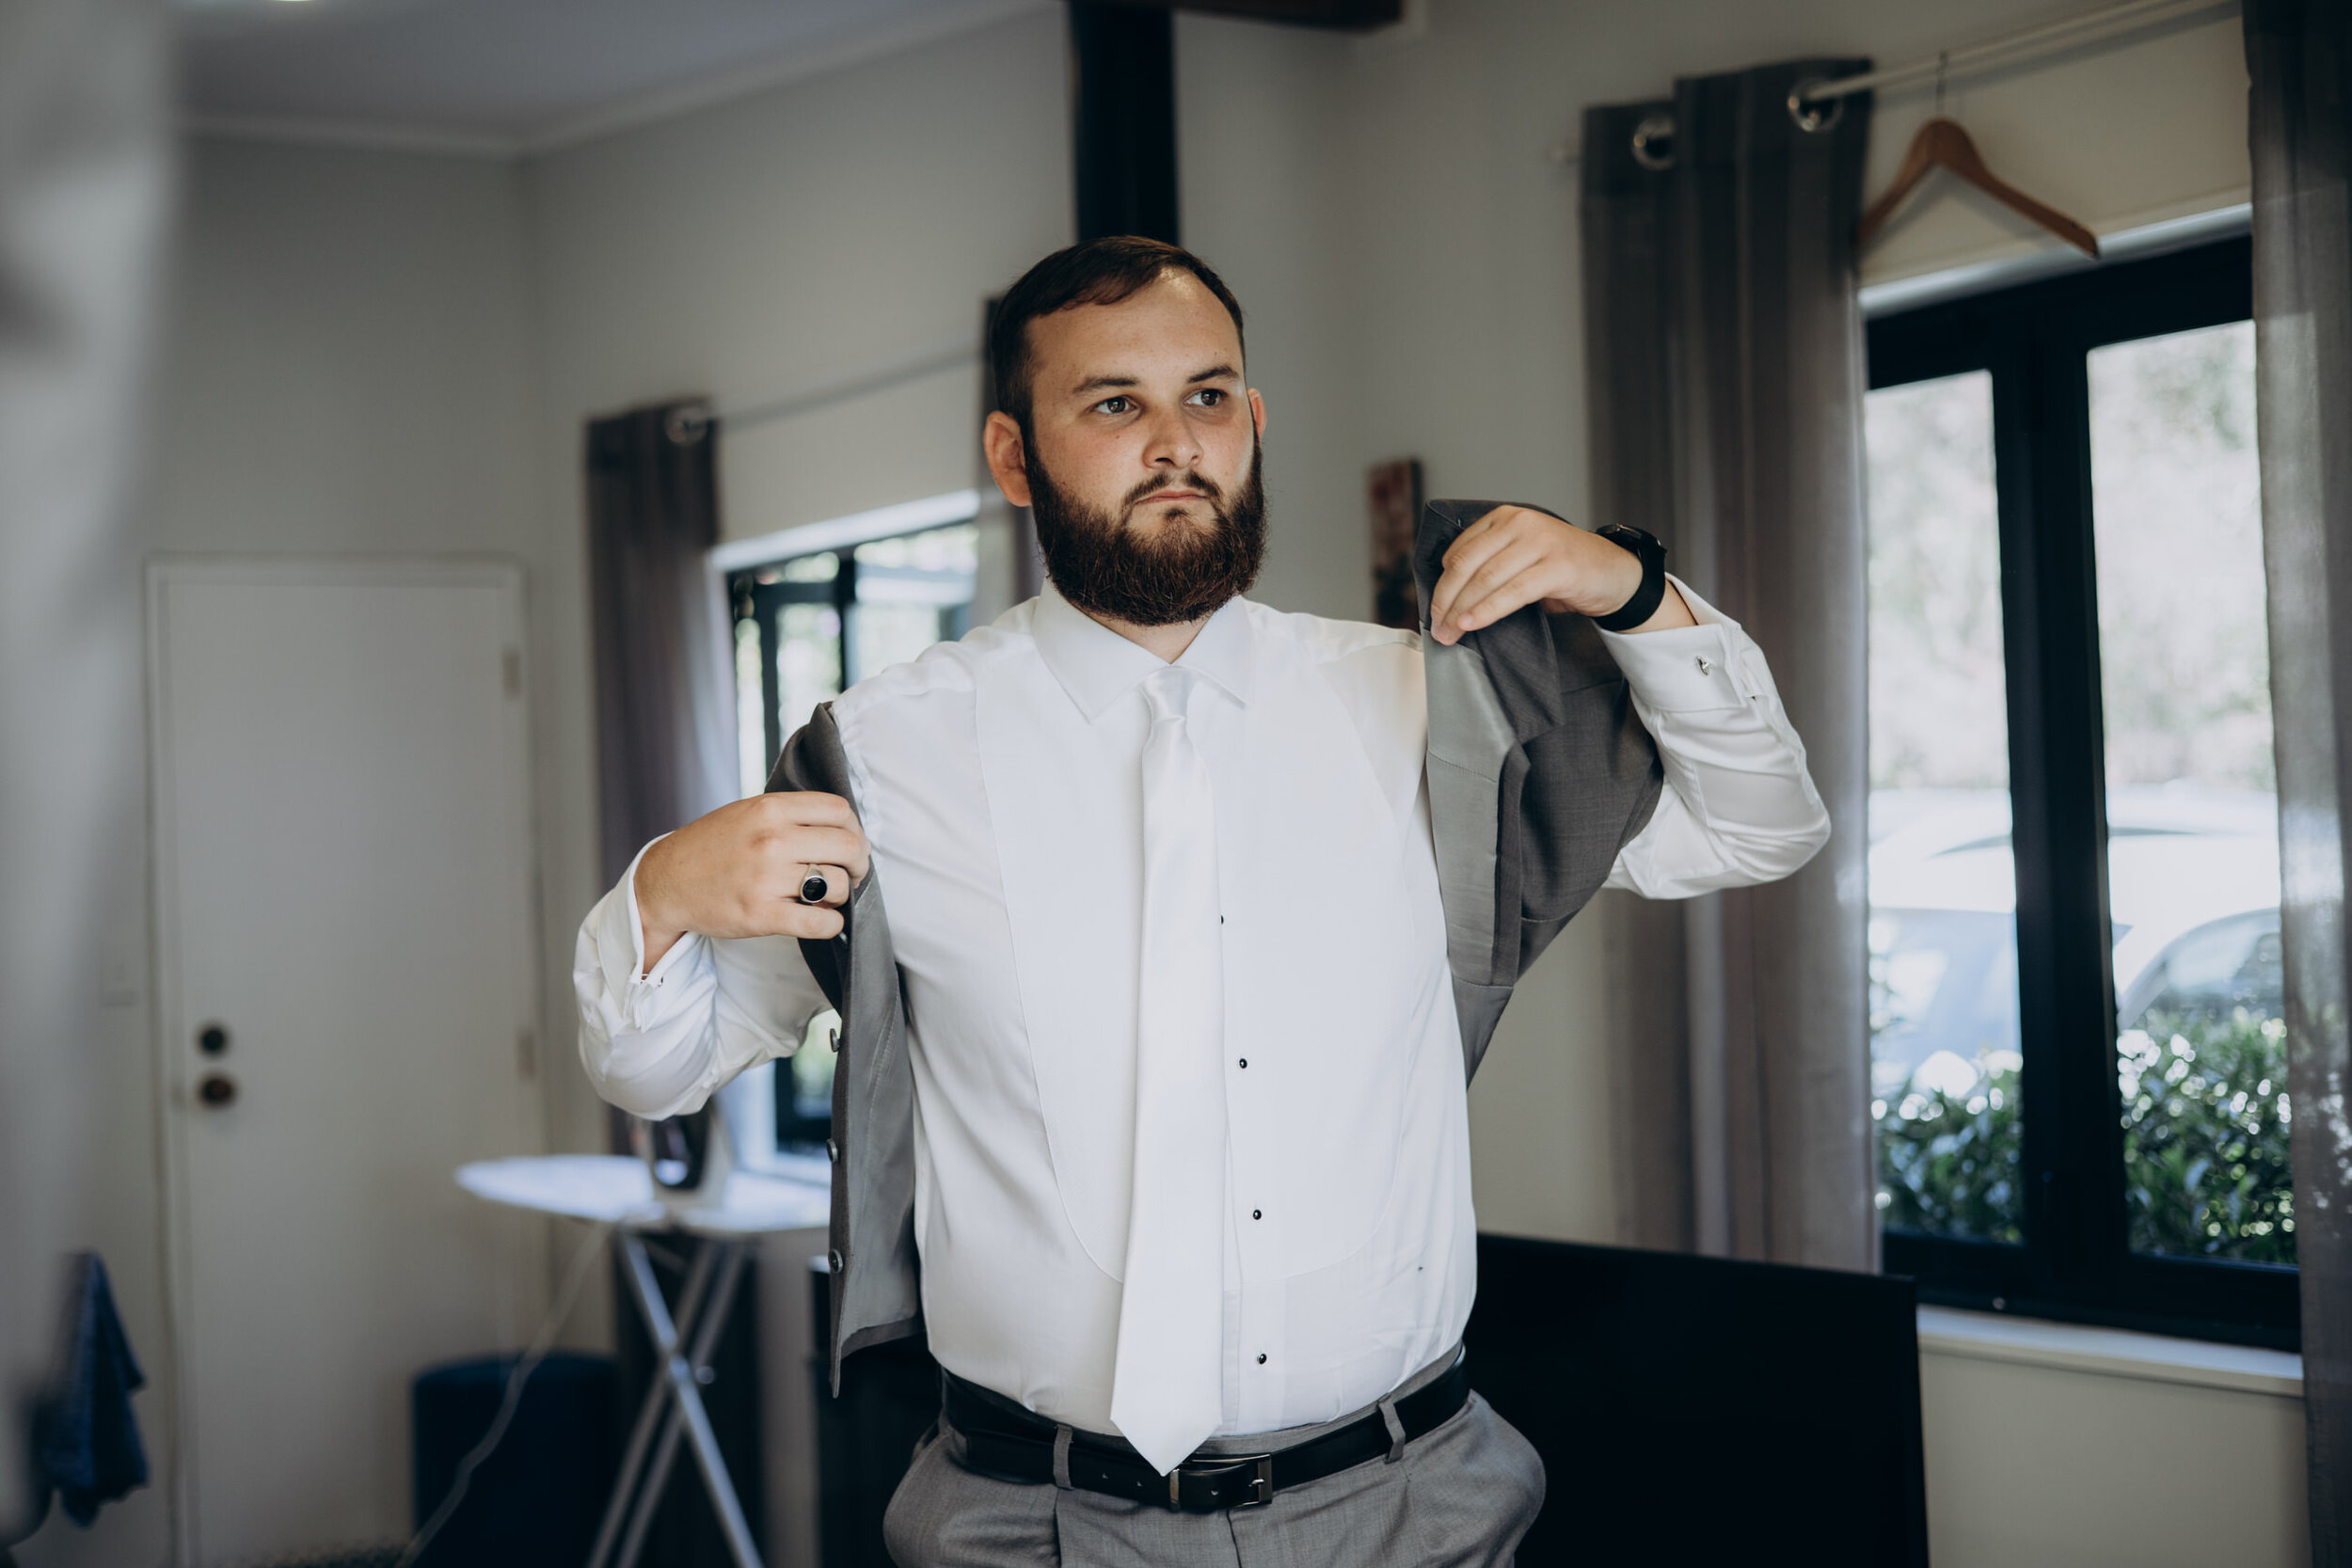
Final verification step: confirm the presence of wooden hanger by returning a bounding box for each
[1857,116,2100,258]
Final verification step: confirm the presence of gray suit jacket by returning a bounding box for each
[771,499,1663,1389]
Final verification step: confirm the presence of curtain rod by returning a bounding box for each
[1545,0,2233,164]
[1797,0,2236,105]
[713,338,978,434]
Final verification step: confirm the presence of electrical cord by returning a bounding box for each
[391,1217,618,1568]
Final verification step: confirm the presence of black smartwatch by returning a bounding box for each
[1590,523,1669,632]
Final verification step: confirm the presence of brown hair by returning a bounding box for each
[988,236,1248,431]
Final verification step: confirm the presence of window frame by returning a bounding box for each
[727,526,979,1154]
[728,532,978,782]
[1868,236,2296,1350]
[735,554,851,781]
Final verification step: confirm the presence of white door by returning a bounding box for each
[149,560,546,1565]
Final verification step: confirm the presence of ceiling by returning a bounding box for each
[176,0,1052,154]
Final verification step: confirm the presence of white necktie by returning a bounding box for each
[1108,665,1229,1475]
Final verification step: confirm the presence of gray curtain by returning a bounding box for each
[2246,2,2352,1559]
[583,403,765,1565]
[1581,59,1876,1269]
[0,0,169,1544]
[584,402,738,890]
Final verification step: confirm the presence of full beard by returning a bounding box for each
[1025,439,1267,627]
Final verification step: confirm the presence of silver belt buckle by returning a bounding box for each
[1169,1453,1275,1511]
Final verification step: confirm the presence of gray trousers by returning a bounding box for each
[882,1356,1546,1568]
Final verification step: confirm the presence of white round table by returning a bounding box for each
[456,1154,831,1568]
[457,1153,830,1235]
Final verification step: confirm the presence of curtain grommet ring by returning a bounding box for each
[1787,81,1844,135]
[1630,113,1677,172]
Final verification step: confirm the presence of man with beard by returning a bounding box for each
[575,237,1829,1566]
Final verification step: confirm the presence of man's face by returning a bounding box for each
[985,272,1269,626]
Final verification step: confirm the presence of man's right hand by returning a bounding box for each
[634,792,870,969]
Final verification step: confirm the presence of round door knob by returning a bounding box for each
[197,1072,238,1109]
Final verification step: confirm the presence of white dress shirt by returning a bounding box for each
[575,578,1827,1438]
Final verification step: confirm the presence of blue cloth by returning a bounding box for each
[38,1253,148,1527]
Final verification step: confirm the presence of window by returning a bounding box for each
[729,521,981,798]
[1864,238,2291,1347]
[728,520,980,1150]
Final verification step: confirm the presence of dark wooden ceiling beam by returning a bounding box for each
[1090,0,1405,29]
[1067,0,1401,247]
[1070,3,1181,243]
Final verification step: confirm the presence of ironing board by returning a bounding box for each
[457,1155,830,1568]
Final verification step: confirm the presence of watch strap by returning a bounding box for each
[1591,524,1668,632]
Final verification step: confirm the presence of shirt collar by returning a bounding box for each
[1032,583,1259,721]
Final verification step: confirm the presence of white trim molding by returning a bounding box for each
[179,113,518,160]
[1918,1306,2303,1399]
[709,489,983,573]
[1859,200,2252,317]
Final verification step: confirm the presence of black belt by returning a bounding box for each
[944,1356,1472,1513]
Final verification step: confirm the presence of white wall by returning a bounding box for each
[523,6,1071,543]
[1168,3,2282,1564]
[148,146,541,559]
[12,136,549,1568]
[1917,1313,2306,1568]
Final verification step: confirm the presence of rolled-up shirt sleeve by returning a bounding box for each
[1598,576,1832,898]
[573,836,832,1121]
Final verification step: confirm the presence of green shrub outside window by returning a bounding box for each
[1876,1006,2294,1265]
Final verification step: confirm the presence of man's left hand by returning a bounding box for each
[1426,505,1693,645]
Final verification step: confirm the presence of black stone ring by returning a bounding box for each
[800,870,831,905]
